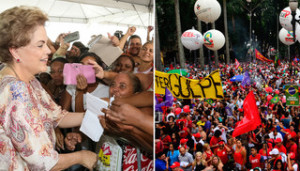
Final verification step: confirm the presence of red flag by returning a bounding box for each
[235,59,240,70]
[232,91,261,137]
[255,49,273,63]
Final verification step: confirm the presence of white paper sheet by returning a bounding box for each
[80,93,109,142]
[80,110,103,142]
[86,93,108,116]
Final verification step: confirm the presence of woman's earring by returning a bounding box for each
[16,59,20,62]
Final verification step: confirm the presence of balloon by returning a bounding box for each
[181,29,203,50]
[194,0,221,23]
[275,90,280,94]
[203,29,225,51]
[265,87,273,93]
[175,108,182,115]
[279,28,295,45]
[269,87,273,93]
[279,7,300,31]
[267,95,273,101]
[183,105,190,113]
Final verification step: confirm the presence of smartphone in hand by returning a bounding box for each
[64,31,80,43]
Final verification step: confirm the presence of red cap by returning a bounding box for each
[180,138,188,144]
[170,162,180,168]
[289,152,296,159]
[275,138,282,143]
[193,133,201,138]
[218,141,225,145]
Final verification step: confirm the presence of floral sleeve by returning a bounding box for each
[31,79,67,128]
[0,79,59,170]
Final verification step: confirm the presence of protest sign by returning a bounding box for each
[285,85,299,106]
[155,70,223,99]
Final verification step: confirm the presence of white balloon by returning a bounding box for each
[194,0,221,23]
[279,7,300,31]
[181,29,203,50]
[279,28,295,45]
[203,29,225,51]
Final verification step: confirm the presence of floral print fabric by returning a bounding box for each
[0,76,67,171]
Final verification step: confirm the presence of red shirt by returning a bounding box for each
[286,142,298,158]
[160,135,172,149]
[210,136,221,153]
[234,147,245,165]
[274,145,287,154]
[284,129,297,138]
[205,150,213,166]
[249,154,262,169]
[216,148,228,164]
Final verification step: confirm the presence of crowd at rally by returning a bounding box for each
[155,60,300,171]
[0,6,153,170]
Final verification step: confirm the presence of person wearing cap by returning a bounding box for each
[178,146,193,171]
[216,140,231,166]
[170,162,183,171]
[249,147,264,169]
[274,138,287,154]
[287,152,298,171]
[268,148,283,170]
[285,136,297,158]
[192,132,204,150]
[155,151,169,171]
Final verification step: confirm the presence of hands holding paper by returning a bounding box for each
[100,97,153,153]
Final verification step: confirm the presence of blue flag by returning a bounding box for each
[241,71,251,87]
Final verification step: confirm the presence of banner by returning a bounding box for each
[285,85,299,106]
[155,70,224,99]
[255,49,273,63]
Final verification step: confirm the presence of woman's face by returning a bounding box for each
[139,43,153,63]
[15,25,50,75]
[212,157,218,164]
[115,57,134,73]
[276,161,282,168]
[50,61,64,86]
[169,144,174,151]
[196,154,202,160]
[109,73,134,98]
[237,140,242,147]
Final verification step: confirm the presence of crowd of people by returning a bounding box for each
[0,5,153,170]
[155,61,300,171]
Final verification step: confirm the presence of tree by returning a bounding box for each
[174,0,186,68]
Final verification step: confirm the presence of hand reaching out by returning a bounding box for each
[108,33,120,47]
[126,26,136,36]
[65,132,82,151]
[147,26,153,33]
[105,100,142,126]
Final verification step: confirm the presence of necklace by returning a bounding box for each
[6,65,20,80]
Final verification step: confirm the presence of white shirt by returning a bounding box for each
[66,83,109,112]
[268,132,283,141]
